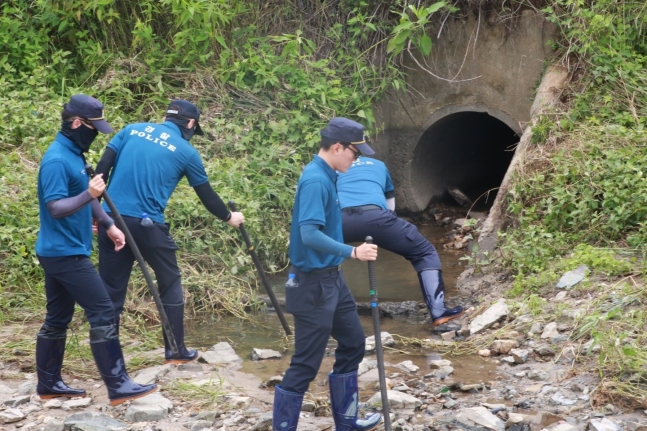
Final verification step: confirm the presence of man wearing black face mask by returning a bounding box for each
[35,94,158,405]
[95,99,245,364]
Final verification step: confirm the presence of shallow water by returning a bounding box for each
[185,221,493,392]
[185,312,497,394]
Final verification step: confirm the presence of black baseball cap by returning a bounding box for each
[320,117,375,155]
[166,100,204,135]
[64,94,113,134]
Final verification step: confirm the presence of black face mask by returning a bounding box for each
[61,120,98,153]
[166,116,195,141]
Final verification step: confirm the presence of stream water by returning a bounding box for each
[185,221,496,392]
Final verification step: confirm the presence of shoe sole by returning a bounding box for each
[433,310,464,327]
[164,355,199,365]
[109,385,158,406]
[38,393,86,400]
[363,416,383,431]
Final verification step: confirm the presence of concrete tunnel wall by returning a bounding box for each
[371,9,556,212]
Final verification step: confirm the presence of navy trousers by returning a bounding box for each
[280,269,366,394]
[38,255,115,328]
[98,215,183,317]
[342,208,441,272]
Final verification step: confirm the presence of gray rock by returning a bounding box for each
[0,384,14,395]
[62,397,92,410]
[552,334,569,343]
[194,411,218,422]
[0,408,24,424]
[18,381,36,395]
[469,301,509,335]
[189,420,214,430]
[534,344,556,357]
[133,364,173,385]
[433,366,454,379]
[63,412,127,431]
[22,402,42,415]
[541,322,559,339]
[249,348,282,360]
[589,418,621,431]
[358,358,377,376]
[223,396,251,409]
[44,399,63,409]
[448,187,472,206]
[178,361,204,372]
[551,392,577,406]
[491,340,518,355]
[44,419,65,431]
[527,370,549,381]
[544,423,579,431]
[443,396,458,409]
[396,360,419,373]
[456,406,505,431]
[552,291,568,302]
[263,375,283,387]
[199,342,243,364]
[365,332,395,353]
[510,349,529,364]
[3,394,31,407]
[301,400,316,412]
[367,390,422,409]
[124,393,172,422]
[529,322,543,334]
[556,264,588,289]
[501,356,516,365]
[428,359,452,369]
[251,412,273,430]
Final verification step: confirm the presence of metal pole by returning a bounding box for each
[85,163,179,359]
[228,201,292,336]
[366,236,392,430]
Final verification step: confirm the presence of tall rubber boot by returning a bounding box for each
[329,371,382,431]
[90,325,157,406]
[418,270,464,326]
[36,325,86,399]
[162,303,198,364]
[273,385,304,431]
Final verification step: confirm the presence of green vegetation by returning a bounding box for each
[497,0,647,408]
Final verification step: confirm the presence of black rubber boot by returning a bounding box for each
[162,303,198,364]
[36,325,86,399]
[329,371,382,431]
[272,385,304,431]
[90,325,157,406]
[418,270,464,326]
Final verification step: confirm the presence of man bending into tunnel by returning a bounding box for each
[337,156,463,327]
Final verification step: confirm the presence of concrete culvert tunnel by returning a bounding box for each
[410,107,521,209]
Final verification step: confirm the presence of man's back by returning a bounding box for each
[103,121,208,223]
[337,157,394,210]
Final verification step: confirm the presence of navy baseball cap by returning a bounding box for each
[166,100,204,135]
[64,94,113,133]
[320,117,375,155]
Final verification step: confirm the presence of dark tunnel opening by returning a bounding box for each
[411,111,520,209]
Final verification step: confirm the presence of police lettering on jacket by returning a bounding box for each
[129,126,177,152]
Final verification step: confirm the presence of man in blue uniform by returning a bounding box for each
[96,100,244,364]
[273,118,382,431]
[36,94,157,405]
[337,157,463,327]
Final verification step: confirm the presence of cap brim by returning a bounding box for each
[91,119,113,134]
[355,142,375,156]
[195,122,204,135]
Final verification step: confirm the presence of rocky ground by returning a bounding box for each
[2,207,646,431]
